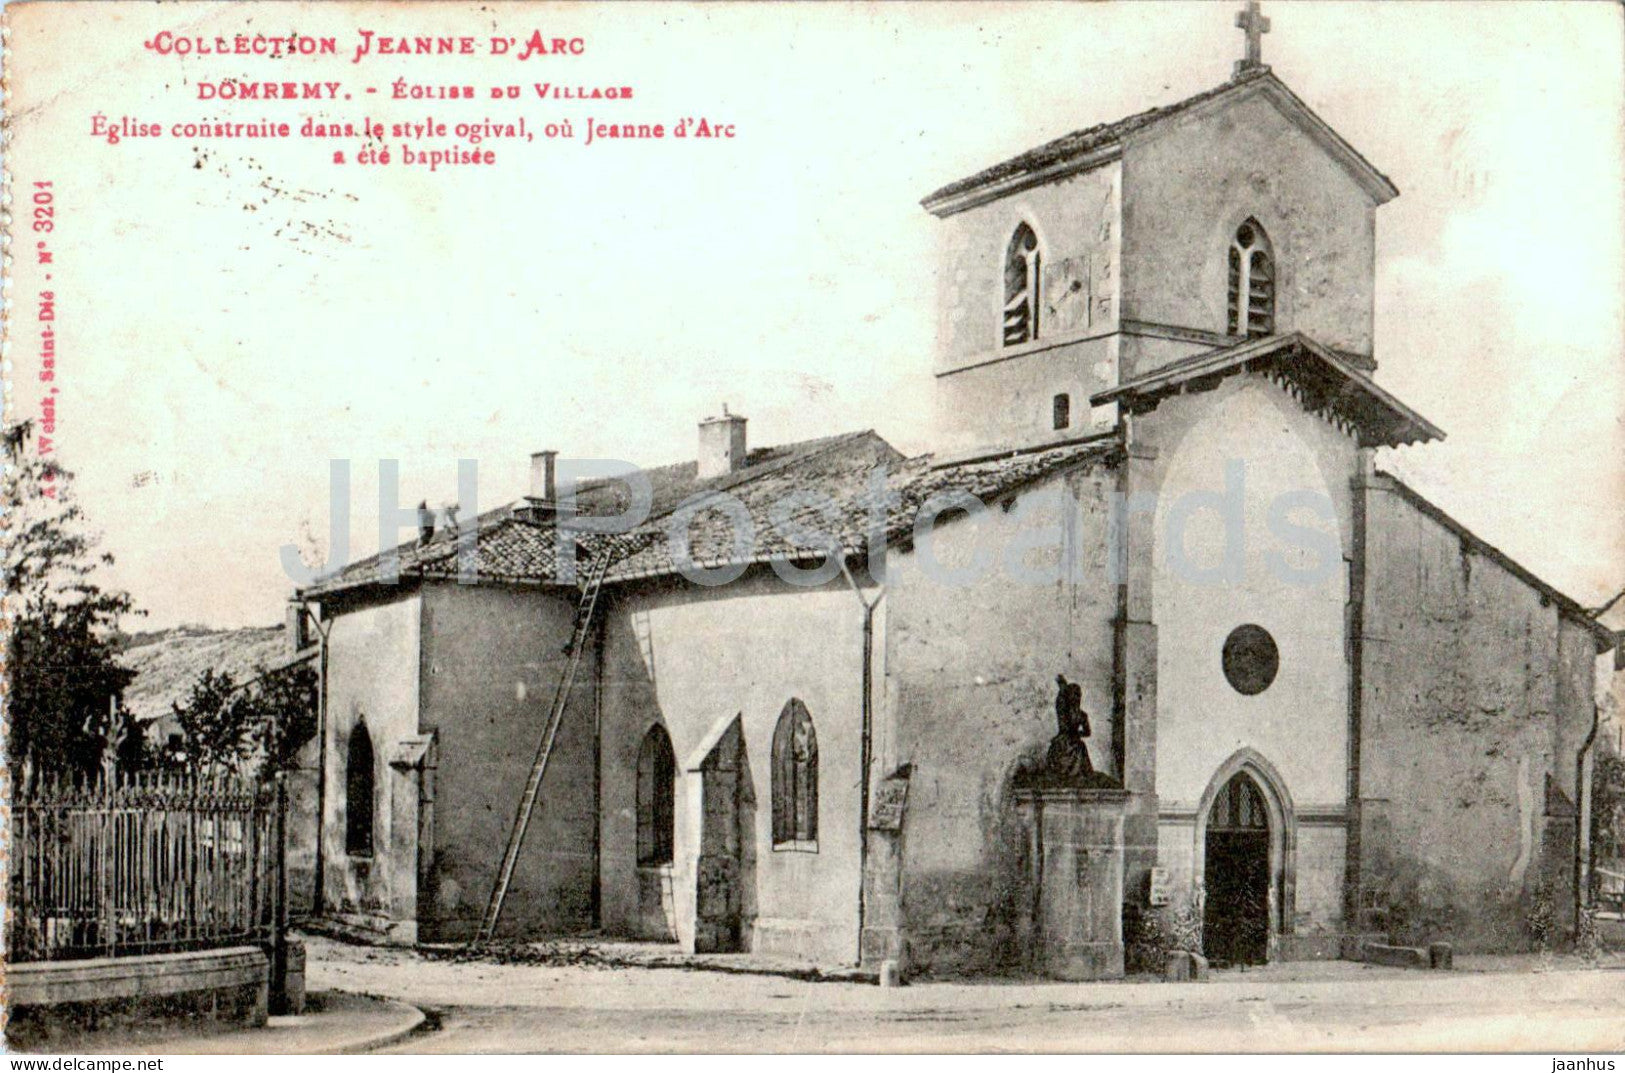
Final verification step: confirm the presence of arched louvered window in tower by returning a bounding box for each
[346,721,375,856]
[1227,219,1275,338]
[636,725,676,866]
[771,699,819,848]
[1003,222,1042,347]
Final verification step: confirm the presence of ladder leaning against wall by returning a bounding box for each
[472,531,647,947]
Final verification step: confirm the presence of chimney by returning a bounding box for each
[697,404,748,479]
[529,450,558,503]
[285,602,308,653]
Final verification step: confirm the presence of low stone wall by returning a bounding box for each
[1353,939,1453,970]
[6,946,269,1050]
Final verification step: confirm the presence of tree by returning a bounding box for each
[4,421,141,776]
[166,667,258,774]
[163,661,318,776]
[254,661,319,772]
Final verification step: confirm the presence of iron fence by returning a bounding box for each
[8,771,283,963]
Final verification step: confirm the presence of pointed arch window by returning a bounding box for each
[636,725,676,867]
[772,699,818,848]
[1227,219,1275,338]
[345,721,375,857]
[1210,772,1270,831]
[1003,222,1042,347]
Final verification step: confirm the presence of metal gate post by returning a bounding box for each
[272,771,290,1013]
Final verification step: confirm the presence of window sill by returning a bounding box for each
[772,840,819,854]
[347,850,375,861]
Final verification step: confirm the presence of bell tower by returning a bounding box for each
[920,3,1395,456]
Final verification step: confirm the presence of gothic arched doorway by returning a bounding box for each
[1203,772,1271,966]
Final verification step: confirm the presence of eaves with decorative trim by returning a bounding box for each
[922,67,1397,218]
[1091,332,1444,449]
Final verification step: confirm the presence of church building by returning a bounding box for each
[296,8,1616,974]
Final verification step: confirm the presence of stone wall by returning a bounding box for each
[1358,477,1600,950]
[320,592,421,941]
[417,581,596,942]
[6,947,270,1050]
[933,335,1119,456]
[931,162,1121,454]
[285,734,321,917]
[935,163,1120,371]
[598,568,870,964]
[878,463,1119,975]
[1120,83,1378,362]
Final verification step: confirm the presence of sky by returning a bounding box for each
[7,0,1623,629]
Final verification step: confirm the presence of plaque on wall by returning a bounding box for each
[870,772,911,831]
[1148,866,1171,906]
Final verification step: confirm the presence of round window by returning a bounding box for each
[1222,624,1278,696]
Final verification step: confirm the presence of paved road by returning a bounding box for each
[305,938,1625,1053]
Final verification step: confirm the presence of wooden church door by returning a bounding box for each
[1203,772,1271,966]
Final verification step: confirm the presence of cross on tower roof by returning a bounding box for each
[1235,0,1270,77]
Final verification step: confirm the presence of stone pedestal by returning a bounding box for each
[1015,788,1129,980]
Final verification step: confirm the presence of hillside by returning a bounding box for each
[119,623,293,726]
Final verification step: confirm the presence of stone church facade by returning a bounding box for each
[297,56,1616,973]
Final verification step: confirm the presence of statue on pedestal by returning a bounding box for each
[1016,674,1121,790]
[1047,674,1095,780]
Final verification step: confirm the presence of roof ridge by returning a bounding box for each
[923,68,1272,210]
[923,67,1394,214]
[630,429,884,527]
[930,431,1117,471]
[570,428,880,497]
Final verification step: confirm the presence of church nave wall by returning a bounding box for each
[1358,479,1601,951]
[321,592,423,944]
[416,582,598,943]
[598,570,870,964]
[879,463,1119,975]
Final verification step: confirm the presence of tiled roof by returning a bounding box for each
[293,492,535,597]
[922,68,1396,213]
[300,430,901,598]
[299,430,1119,598]
[1093,332,1443,448]
[412,518,564,585]
[598,435,1120,581]
[605,435,1117,582]
[884,438,1121,546]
